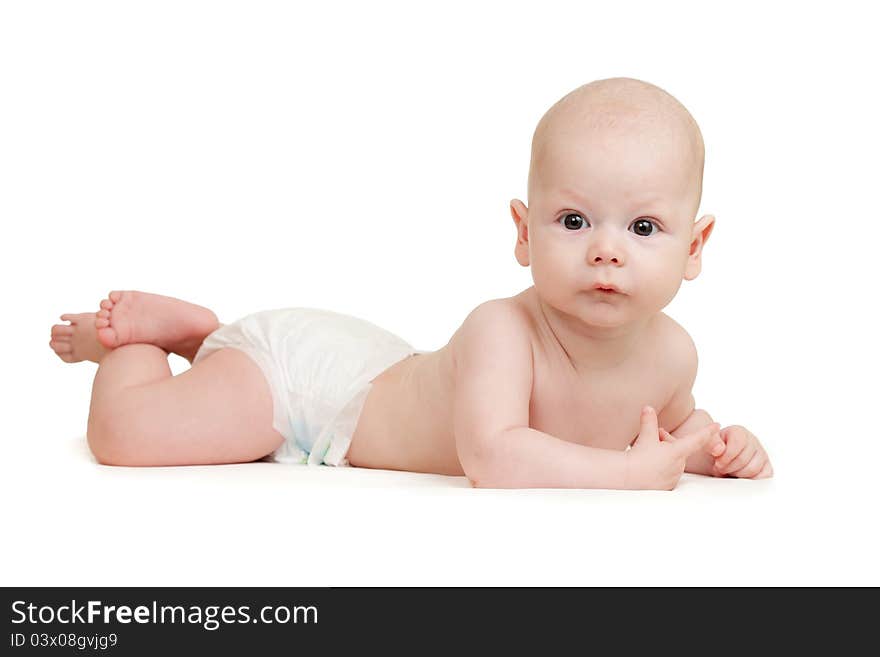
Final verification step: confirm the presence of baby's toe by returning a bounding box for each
[97,309,110,320]
[96,326,119,349]
[95,316,110,329]
[108,290,123,303]
[100,299,113,311]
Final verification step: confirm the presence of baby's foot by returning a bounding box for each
[50,313,110,364]
[95,291,220,362]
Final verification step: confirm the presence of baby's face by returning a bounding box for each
[512,120,709,328]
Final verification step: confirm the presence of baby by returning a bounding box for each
[49,77,772,490]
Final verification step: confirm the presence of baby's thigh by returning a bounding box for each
[106,348,284,466]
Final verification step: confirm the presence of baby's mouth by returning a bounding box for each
[591,281,622,294]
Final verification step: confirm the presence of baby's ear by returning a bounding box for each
[684,214,715,280]
[510,199,530,267]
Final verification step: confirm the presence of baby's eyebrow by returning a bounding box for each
[559,189,669,213]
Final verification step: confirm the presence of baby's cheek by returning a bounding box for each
[642,264,683,308]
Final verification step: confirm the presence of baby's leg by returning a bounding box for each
[87,344,284,466]
[50,289,283,466]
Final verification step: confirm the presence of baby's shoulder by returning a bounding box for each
[451,296,533,343]
[448,296,535,363]
[653,312,699,381]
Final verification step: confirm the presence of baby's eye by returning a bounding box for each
[558,213,660,236]
[559,213,588,231]
[630,218,659,237]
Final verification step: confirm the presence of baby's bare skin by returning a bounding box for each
[347,285,689,476]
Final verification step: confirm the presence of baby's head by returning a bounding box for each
[511,77,715,326]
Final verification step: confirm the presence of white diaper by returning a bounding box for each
[191,307,423,466]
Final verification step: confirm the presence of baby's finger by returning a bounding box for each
[756,461,774,479]
[717,442,757,475]
[707,435,725,457]
[714,437,745,470]
[639,406,660,442]
[675,422,721,458]
[728,449,765,479]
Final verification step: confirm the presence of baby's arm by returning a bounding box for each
[658,326,725,476]
[452,301,628,489]
[663,375,771,478]
[670,406,722,476]
[660,330,772,478]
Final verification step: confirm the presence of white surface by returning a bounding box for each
[2,1,878,585]
[2,436,874,586]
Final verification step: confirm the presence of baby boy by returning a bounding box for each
[49,77,772,489]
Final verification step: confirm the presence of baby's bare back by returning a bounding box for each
[346,288,688,476]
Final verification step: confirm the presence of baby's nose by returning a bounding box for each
[587,236,623,264]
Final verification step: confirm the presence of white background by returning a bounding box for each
[2,0,878,586]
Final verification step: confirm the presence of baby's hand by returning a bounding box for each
[626,406,721,490]
[712,425,773,479]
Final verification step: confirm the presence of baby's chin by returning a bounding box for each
[576,308,640,329]
[549,295,646,328]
